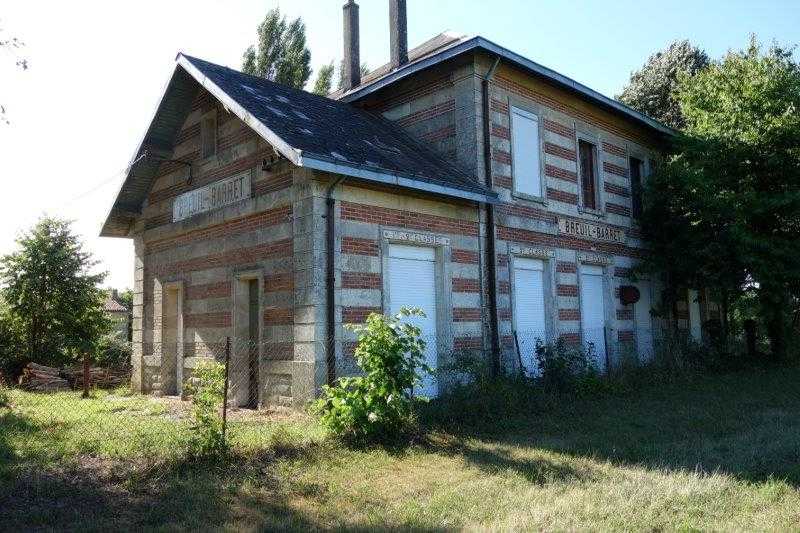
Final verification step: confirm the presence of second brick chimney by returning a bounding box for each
[389,0,408,69]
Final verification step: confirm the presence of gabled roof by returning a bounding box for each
[101,54,497,237]
[339,34,676,138]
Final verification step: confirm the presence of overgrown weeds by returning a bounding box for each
[184,360,228,457]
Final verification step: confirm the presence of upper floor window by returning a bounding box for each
[578,139,598,210]
[200,112,217,159]
[511,107,541,197]
[629,156,644,219]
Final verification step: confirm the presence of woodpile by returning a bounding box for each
[16,362,129,392]
[17,363,70,392]
[63,366,129,389]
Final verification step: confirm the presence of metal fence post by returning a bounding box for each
[222,336,230,444]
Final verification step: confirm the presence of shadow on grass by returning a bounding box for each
[422,366,800,487]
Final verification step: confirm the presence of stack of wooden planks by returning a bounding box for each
[17,363,70,392]
[63,366,128,389]
[17,362,129,392]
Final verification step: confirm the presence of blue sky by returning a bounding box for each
[0,0,797,289]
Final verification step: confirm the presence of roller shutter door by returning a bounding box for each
[580,265,607,370]
[388,245,438,397]
[513,258,546,375]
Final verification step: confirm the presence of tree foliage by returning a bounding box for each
[0,21,28,124]
[312,62,335,95]
[242,8,311,89]
[638,37,800,357]
[0,217,110,368]
[618,40,710,130]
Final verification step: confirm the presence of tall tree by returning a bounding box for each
[639,37,800,358]
[0,21,28,124]
[0,218,110,367]
[313,62,335,95]
[242,8,311,89]
[618,40,710,130]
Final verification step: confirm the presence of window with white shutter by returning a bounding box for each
[513,257,547,374]
[511,107,542,197]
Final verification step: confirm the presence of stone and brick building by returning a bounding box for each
[101,0,717,407]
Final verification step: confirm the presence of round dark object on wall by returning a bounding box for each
[619,285,640,305]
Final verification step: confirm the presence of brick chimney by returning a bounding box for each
[342,0,361,90]
[389,0,408,69]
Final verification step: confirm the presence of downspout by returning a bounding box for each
[482,56,502,374]
[325,175,347,386]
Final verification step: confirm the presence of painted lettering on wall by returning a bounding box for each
[173,171,252,222]
[382,229,450,247]
[509,244,555,259]
[577,252,613,265]
[558,217,625,244]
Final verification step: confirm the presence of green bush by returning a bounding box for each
[0,385,9,408]
[534,337,599,391]
[312,308,430,445]
[184,360,227,457]
[94,333,132,368]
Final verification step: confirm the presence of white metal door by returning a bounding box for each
[688,289,702,341]
[513,258,546,375]
[580,265,606,370]
[634,281,654,361]
[388,245,438,397]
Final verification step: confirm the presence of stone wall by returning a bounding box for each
[132,88,296,407]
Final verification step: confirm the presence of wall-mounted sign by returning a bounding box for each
[382,229,450,247]
[558,217,625,244]
[509,244,555,259]
[577,252,614,265]
[173,171,251,222]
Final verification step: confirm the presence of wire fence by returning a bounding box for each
[0,325,781,456]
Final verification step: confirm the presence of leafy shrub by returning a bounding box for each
[0,300,23,379]
[184,360,227,457]
[312,308,430,445]
[534,337,599,391]
[94,333,132,368]
[0,385,9,408]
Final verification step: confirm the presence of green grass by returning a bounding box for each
[2,368,800,531]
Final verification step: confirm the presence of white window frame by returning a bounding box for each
[510,106,545,201]
[576,132,604,215]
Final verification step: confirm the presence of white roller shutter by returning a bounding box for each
[513,258,546,374]
[388,244,438,397]
[580,265,607,370]
[511,107,541,197]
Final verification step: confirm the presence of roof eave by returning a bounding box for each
[300,155,499,205]
[340,36,676,138]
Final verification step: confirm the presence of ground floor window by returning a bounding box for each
[387,244,438,397]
